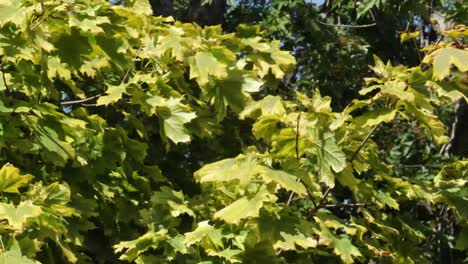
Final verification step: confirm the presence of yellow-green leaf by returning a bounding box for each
[96,84,127,106]
[425,47,468,81]
[0,201,42,230]
[189,52,228,85]
[214,185,271,224]
[256,165,307,196]
[0,163,33,193]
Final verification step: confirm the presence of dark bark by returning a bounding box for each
[148,0,226,27]
[442,98,468,157]
[148,0,176,17]
[186,0,226,26]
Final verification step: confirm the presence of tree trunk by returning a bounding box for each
[442,98,468,157]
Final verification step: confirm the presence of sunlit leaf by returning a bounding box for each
[0,163,33,193]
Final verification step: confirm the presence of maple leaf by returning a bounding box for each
[0,163,33,193]
[425,47,468,81]
[0,201,42,230]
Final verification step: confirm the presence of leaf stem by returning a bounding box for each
[350,123,380,162]
[285,113,317,207]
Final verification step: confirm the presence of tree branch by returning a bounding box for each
[61,43,143,106]
[316,19,376,28]
[323,202,373,209]
[31,9,56,31]
[60,94,102,105]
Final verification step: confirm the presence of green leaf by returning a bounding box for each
[206,248,242,263]
[27,182,75,216]
[240,95,285,120]
[0,201,42,230]
[157,97,197,144]
[96,84,127,106]
[0,163,33,193]
[312,131,347,187]
[0,240,35,264]
[426,47,468,81]
[273,231,317,251]
[253,115,282,144]
[404,104,449,145]
[381,80,414,102]
[114,230,169,262]
[211,71,263,120]
[150,186,194,217]
[241,37,270,52]
[155,29,187,61]
[357,0,377,18]
[333,236,362,264]
[131,0,154,15]
[256,166,307,196]
[0,0,27,26]
[47,57,72,80]
[194,154,257,185]
[375,190,399,209]
[184,221,224,249]
[214,185,271,224]
[353,108,397,127]
[455,225,468,250]
[400,31,420,43]
[189,52,228,86]
[69,15,110,34]
[320,224,362,264]
[36,126,76,164]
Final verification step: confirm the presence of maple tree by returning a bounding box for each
[0,0,467,263]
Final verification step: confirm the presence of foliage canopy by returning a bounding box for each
[0,0,467,263]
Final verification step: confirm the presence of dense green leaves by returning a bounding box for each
[0,0,467,263]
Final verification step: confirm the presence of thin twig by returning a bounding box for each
[286,192,296,205]
[315,187,332,211]
[323,202,373,208]
[60,94,101,105]
[350,123,380,161]
[428,35,445,55]
[295,113,301,160]
[396,164,425,168]
[316,19,376,28]
[285,113,317,208]
[121,43,144,84]
[61,43,144,106]
[31,10,56,31]
[412,38,422,63]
